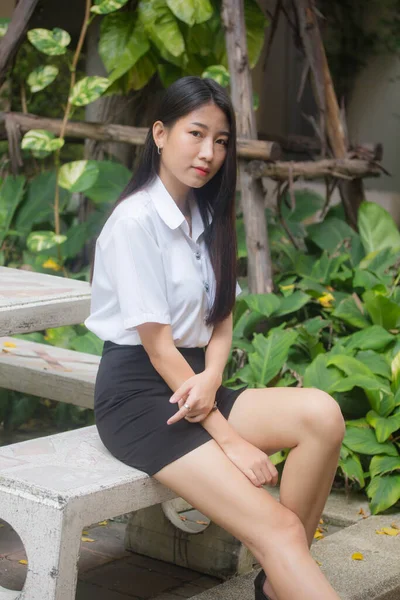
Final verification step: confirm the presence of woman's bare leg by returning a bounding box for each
[226,387,345,599]
[153,437,342,600]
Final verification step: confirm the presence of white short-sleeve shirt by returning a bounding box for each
[84,175,241,348]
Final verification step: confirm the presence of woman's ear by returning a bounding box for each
[152,121,165,151]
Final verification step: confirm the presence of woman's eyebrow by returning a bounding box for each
[190,121,230,136]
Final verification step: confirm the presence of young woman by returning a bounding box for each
[85,76,344,600]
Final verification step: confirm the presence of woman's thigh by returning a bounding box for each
[226,387,344,455]
[152,438,305,557]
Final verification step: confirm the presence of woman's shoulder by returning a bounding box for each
[98,189,157,245]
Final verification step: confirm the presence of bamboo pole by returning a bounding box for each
[247,158,383,180]
[222,0,273,294]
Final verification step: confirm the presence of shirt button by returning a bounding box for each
[195,251,201,260]
[204,282,209,292]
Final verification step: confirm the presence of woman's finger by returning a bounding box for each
[167,405,191,425]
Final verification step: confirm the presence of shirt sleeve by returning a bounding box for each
[102,217,171,330]
[235,280,242,297]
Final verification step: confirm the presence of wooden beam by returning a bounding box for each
[0,0,40,88]
[0,111,281,161]
[247,158,383,180]
[222,0,273,294]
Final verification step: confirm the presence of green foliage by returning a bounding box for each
[229,192,400,515]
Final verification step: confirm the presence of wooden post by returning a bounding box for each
[295,0,364,229]
[222,0,273,294]
[0,0,39,88]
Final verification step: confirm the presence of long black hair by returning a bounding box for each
[90,75,238,327]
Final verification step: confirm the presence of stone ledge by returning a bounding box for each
[191,513,400,600]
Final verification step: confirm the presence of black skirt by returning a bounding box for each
[94,341,248,476]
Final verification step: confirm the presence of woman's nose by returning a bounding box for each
[198,139,214,161]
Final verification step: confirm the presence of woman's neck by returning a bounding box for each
[158,165,190,214]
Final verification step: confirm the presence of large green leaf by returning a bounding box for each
[15,171,70,233]
[248,329,298,387]
[243,293,281,318]
[366,409,400,443]
[359,246,400,275]
[369,454,400,479]
[126,50,158,91]
[339,452,365,487]
[245,0,269,68]
[274,291,310,316]
[392,351,400,392]
[58,161,99,193]
[202,65,230,87]
[358,201,400,255]
[0,175,25,246]
[27,28,71,55]
[100,13,150,82]
[307,217,359,252]
[343,425,398,456]
[363,290,400,330]
[27,65,59,93]
[0,18,10,38]
[356,351,391,380]
[167,0,213,25]
[344,325,395,352]
[331,375,391,395]
[332,296,370,329]
[138,0,185,58]
[84,160,132,203]
[70,331,104,356]
[91,0,130,14]
[303,354,343,393]
[69,76,110,106]
[326,355,375,378]
[367,474,400,514]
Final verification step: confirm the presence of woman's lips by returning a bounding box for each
[193,167,209,176]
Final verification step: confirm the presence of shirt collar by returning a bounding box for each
[147,174,212,242]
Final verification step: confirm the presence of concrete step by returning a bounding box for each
[191,512,400,600]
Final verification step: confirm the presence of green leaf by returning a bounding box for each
[126,50,158,90]
[339,452,365,487]
[58,160,99,193]
[358,201,400,255]
[332,296,370,329]
[69,76,110,106]
[245,0,269,68]
[243,293,281,318]
[27,231,67,253]
[356,351,391,380]
[303,354,343,394]
[307,217,360,253]
[392,351,400,392]
[367,409,400,443]
[363,290,400,330]
[326,355,375,378]
[344,325,395,352]
[343,425,398,456]
[359,246,400,275]
[0,175,25,246]
[27,65,59,93]
[100,13,150,83]
[167,0,213,25]
[15,171,70,233]
[70,331,104,356]
[84,160,131,203]
[370,455,400,478]
[91,0,130,14]
[202,65,230,87]
[138,0,185,58]
[274,290,310,316]
[27,28,71,56]
[331,375,391,395]
[21,129,64,157]
[249,329,298,387]
[367,474,400,514]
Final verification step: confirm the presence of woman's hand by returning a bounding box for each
[222,437,279,488]
[167,370,222,425]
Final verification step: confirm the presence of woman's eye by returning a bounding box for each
[217,139,228,146]
[190,131,201,137]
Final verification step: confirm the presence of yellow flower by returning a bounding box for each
[3,341,17,348]
[42,258,62,271]
[317,292,334,308]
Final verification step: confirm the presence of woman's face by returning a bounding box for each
[153,102,230,189]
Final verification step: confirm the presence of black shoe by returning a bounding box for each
[254,569,272,600]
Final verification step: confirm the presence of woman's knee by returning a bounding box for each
[302,389,345,446]
[248,505,307,560]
